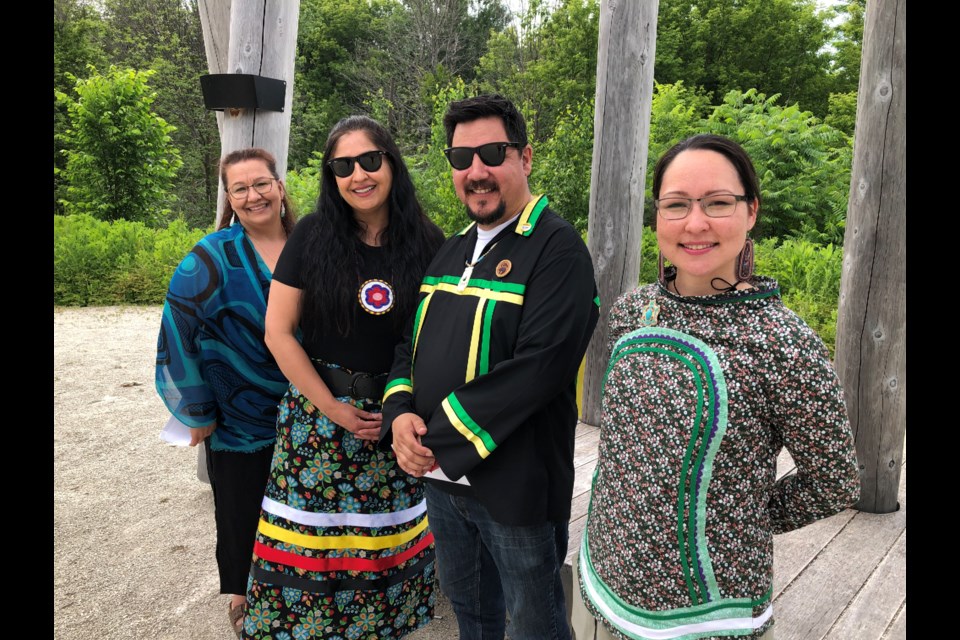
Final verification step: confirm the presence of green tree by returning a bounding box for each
[639,85,852,243]
[56,66,183,225]
[410,80,473,235]
[655,0,834,116]
[827,0,866,94]
[825,91,858,137]
[531,98,595,233]
[342,0,510,150]
[476,0,598,143]
[98,0,219,228]
[704,89,851,243]
[290,0,387,168]
[54,0,107,215]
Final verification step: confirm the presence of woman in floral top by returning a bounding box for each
[573,134,860,640]
[243,116,445,639]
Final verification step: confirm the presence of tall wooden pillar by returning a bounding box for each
[834,0,906,514]
[582,0,660,426]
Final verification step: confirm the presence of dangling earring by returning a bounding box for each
[735,237,755,282]
[280,203,286,219]
[658,251,666,284]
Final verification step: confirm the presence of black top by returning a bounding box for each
[273,213,402,374]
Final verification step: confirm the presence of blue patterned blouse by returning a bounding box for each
[155,223,288,452]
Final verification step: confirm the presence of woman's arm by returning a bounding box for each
[767,320,861,533]
[264,280,381,440]
[156,244,220,443]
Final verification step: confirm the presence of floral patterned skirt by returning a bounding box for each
[243,383,435,640]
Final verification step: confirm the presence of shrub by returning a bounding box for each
[55,214,209,306]
[285,152,324,217]
[55,66,183,226]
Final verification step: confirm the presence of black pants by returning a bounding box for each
[205,442,274,595]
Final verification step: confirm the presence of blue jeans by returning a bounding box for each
[425,483,572,640]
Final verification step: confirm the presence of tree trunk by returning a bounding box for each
[834,0,905,514]
[582,0,659,425]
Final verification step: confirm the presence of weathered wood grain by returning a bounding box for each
[883,604,906,640]
[824,531,906,639]
[573,423,601,465]
[199,0,300,226]
[582,0,660,425]
[776,448,796,480]
[197,0,231,142]
[221,0,299,175]
[834,0,906,514]
[773,508,857,600]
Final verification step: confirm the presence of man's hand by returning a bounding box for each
[189,422,217,446]
[391,412,437,477]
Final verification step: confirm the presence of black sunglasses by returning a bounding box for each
[327,150,388,178]
[443,142,520,170]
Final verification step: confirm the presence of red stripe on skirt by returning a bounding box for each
[253,532,435,572]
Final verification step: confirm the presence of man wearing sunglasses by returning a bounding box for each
[381,94,599,640]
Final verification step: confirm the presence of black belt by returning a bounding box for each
[313,361,388,401]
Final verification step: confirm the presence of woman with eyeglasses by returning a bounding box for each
[572,134,860,640]
[155,147,297,637]
[241,116,445,639]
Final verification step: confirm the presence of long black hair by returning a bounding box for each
[301,115,444,340]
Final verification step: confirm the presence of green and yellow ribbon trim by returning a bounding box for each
[441,393,496,459]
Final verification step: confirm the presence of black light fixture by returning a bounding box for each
[199,74,287,112]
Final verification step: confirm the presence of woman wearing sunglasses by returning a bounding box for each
[155,147,297,637]
[572,134,860,640]
[242,116,445,639]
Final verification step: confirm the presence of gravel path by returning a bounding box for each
[53,306,456,640]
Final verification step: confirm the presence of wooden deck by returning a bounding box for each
[565,422,906,639]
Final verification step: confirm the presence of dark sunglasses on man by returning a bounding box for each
[327,150,388,178]
[443,142,520,171]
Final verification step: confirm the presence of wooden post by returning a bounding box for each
[198,0,300,227]
[834,0,905,514]
[582,0,659,426]
[198,0,231,141]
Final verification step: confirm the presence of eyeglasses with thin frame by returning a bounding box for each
[655,194,749,220]
[327,150,388,178]
[227,177,277,199]
[443,142,520,170]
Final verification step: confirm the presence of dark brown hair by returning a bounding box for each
[217,147,297,235]
[653,134,761,209]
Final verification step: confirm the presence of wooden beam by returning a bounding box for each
[582,0,660,425]
[834,0,906,514]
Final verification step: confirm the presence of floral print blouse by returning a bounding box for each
[578,277,860,640]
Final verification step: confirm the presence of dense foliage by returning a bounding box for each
[56,66,183,225]
[54,214,209,306]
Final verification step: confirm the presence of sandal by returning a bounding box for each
[228,600,245,638]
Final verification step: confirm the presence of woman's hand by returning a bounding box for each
[189,422,217,446]
[321,400,383,441]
